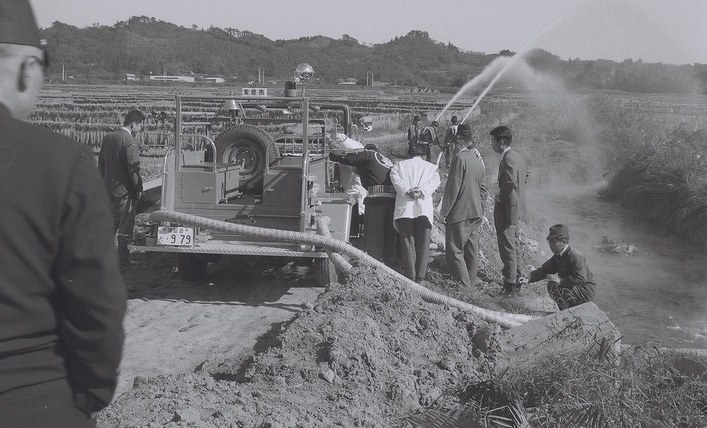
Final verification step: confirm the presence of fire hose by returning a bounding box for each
[150,210,534,328]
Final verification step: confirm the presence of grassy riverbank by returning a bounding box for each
[600,127,707,249]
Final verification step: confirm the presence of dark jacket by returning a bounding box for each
[496,148,526,223]
[440,148,487,224]
[528,246,596,298]
[98,128,143,199]
[0,104,127,412]
[329,150,393,189]
[418,125,440,146]
[406,123,420,143]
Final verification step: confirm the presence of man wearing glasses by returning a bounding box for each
[519,224,596,310]
[0,1,127,426]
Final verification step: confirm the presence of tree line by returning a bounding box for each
[42,16,707,94]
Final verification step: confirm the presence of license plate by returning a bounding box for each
[157,226,194,246]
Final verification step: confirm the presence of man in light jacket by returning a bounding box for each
[440,124,488,287]
[390,143,441,282]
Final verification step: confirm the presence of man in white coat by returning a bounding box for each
[390,143,441,282]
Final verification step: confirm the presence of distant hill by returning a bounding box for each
[41,16,707,94]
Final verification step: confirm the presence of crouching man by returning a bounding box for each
[519,224,595,310]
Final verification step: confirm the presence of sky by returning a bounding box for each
[29,0,707,65]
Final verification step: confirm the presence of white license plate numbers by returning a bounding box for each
[157,226,194,246]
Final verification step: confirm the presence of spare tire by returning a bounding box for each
[214,124,278,194]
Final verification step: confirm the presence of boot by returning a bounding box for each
[502,280,517,295]
[118,235,136,266]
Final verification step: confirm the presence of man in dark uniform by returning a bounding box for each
[439,124,487,287]
[406,114,421,158]
[418,120,440,162]
[330,143,397,266]
[0,2,127,426]
[520,224,596,310]
[98,109,146,266]
[441,115,459,168]
[490,125,527,294]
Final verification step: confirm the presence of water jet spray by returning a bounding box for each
[436,18,562,126]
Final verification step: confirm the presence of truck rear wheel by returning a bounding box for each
[314,257,338,287]
[214,124,278,194]
[177,253,209,280]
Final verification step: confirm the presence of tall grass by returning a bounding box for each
[498,346,707,427]
[599,120,707,249]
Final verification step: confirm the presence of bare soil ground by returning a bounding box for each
[96,132,554,427]
[95,214,553,427]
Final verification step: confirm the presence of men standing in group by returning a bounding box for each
[489,125,527,294]
[330,143,397,266]
[439,124,487,287]
[441,115,459,168]
[406,114,422,158]
[390,143,441,283]
[98,109,146,267]
[0,1,127,426]
[417,119,440,162]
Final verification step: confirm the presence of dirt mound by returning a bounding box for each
[97,263,498,427]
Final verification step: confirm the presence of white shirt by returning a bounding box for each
[389,156,441,230]
[501,146,511,159]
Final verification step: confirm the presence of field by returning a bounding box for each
[31,83,707,427]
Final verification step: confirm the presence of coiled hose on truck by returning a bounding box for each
[150,210,534,328]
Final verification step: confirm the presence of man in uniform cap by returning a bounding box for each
[417,119,439,162]
[0,1,127,426]
[330,143,398,266]
[439,123,488,287]
[519,224,596,310]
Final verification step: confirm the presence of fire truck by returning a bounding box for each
[132,65,359,285]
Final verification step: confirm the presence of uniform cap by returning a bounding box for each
[413,115,421,122]
[457,124,472,135]
[364,143,378,151]
[431,120,439,126]
[547,224,569,240]
[0,0,42,48]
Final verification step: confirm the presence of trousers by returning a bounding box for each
[396,216,431,281]
[0,378,95,428]
[547,281,593,310]
[494,201,523,285]
[363,197,397,266]
[445,217,483,287]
